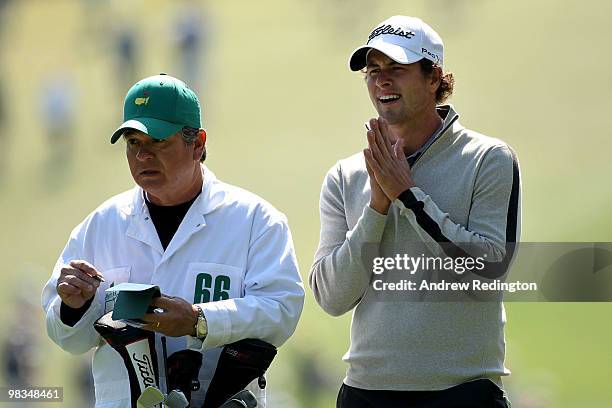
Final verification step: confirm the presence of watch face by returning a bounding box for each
[197,318,208,338]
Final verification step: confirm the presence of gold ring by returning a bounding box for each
[156,322,160,328]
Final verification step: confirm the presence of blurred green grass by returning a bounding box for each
[0,0,611,407]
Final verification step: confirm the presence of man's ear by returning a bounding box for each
[429,66,442,91]
[193,129,206,160]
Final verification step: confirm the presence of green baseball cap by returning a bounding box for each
[110,73,201,144]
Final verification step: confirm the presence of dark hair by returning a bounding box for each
[419,58,454,104]
[181,127,206,162]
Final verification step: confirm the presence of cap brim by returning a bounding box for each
[110,117,184,144]
[348,42,423,71]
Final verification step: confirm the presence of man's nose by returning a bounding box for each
[376,70,392,88]
[136,145,154,161]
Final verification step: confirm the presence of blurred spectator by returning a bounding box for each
[172,0,211,93]
[1,296,39,388]
[75,356,96,406]
[105,0,144,94]
[2,333,36,387]
[78,1,141,94]
[114,26,139,93]
[39,73,77,188]
[293,350,336,405]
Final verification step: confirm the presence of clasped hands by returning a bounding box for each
[363,117,415,214]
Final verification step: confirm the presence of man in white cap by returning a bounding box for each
[310,16,520,407]
[42,74,304,407]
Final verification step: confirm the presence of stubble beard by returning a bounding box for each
[377,102,409,126]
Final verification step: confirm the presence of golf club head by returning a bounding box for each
[137,386,164,408]
[218,389,258,408]
[165,390,189,408]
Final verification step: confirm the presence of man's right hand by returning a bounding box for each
[364,154,391,215]
[56,260,103,309]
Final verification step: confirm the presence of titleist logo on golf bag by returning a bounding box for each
[94,312,160,405]
[132,352,156,389]
[368,24,415,43]
[126,339,158,394]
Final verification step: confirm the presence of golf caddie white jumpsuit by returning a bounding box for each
[42,166,305,408]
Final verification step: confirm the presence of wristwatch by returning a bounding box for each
[194,305,208,339]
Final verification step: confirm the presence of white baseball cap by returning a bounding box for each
[349,15,444,71]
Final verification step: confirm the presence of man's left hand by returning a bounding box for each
[364,118,416,200]
[141,296,198,337]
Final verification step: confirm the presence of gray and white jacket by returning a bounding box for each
[309,105,521,391]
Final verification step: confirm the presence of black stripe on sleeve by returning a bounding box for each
[504,148,520,245]
[481,147,520,279]
[398,189,471,258]
[498,147,521,266]
[398,147,521,279]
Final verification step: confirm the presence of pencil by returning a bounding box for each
[89,273,105,282]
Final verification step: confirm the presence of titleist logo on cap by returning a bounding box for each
[368,24,416,43]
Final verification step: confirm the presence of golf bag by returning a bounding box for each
[167,349,203,402]
[94,312,160,408]
[202,338,277,408]
[94,310,275,408]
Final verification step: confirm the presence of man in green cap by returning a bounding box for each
[42,74,304,407]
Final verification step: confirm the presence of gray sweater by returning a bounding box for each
[309,105,521,391]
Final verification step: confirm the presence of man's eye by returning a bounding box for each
[368,69,380,75]
[392,66,404,71]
